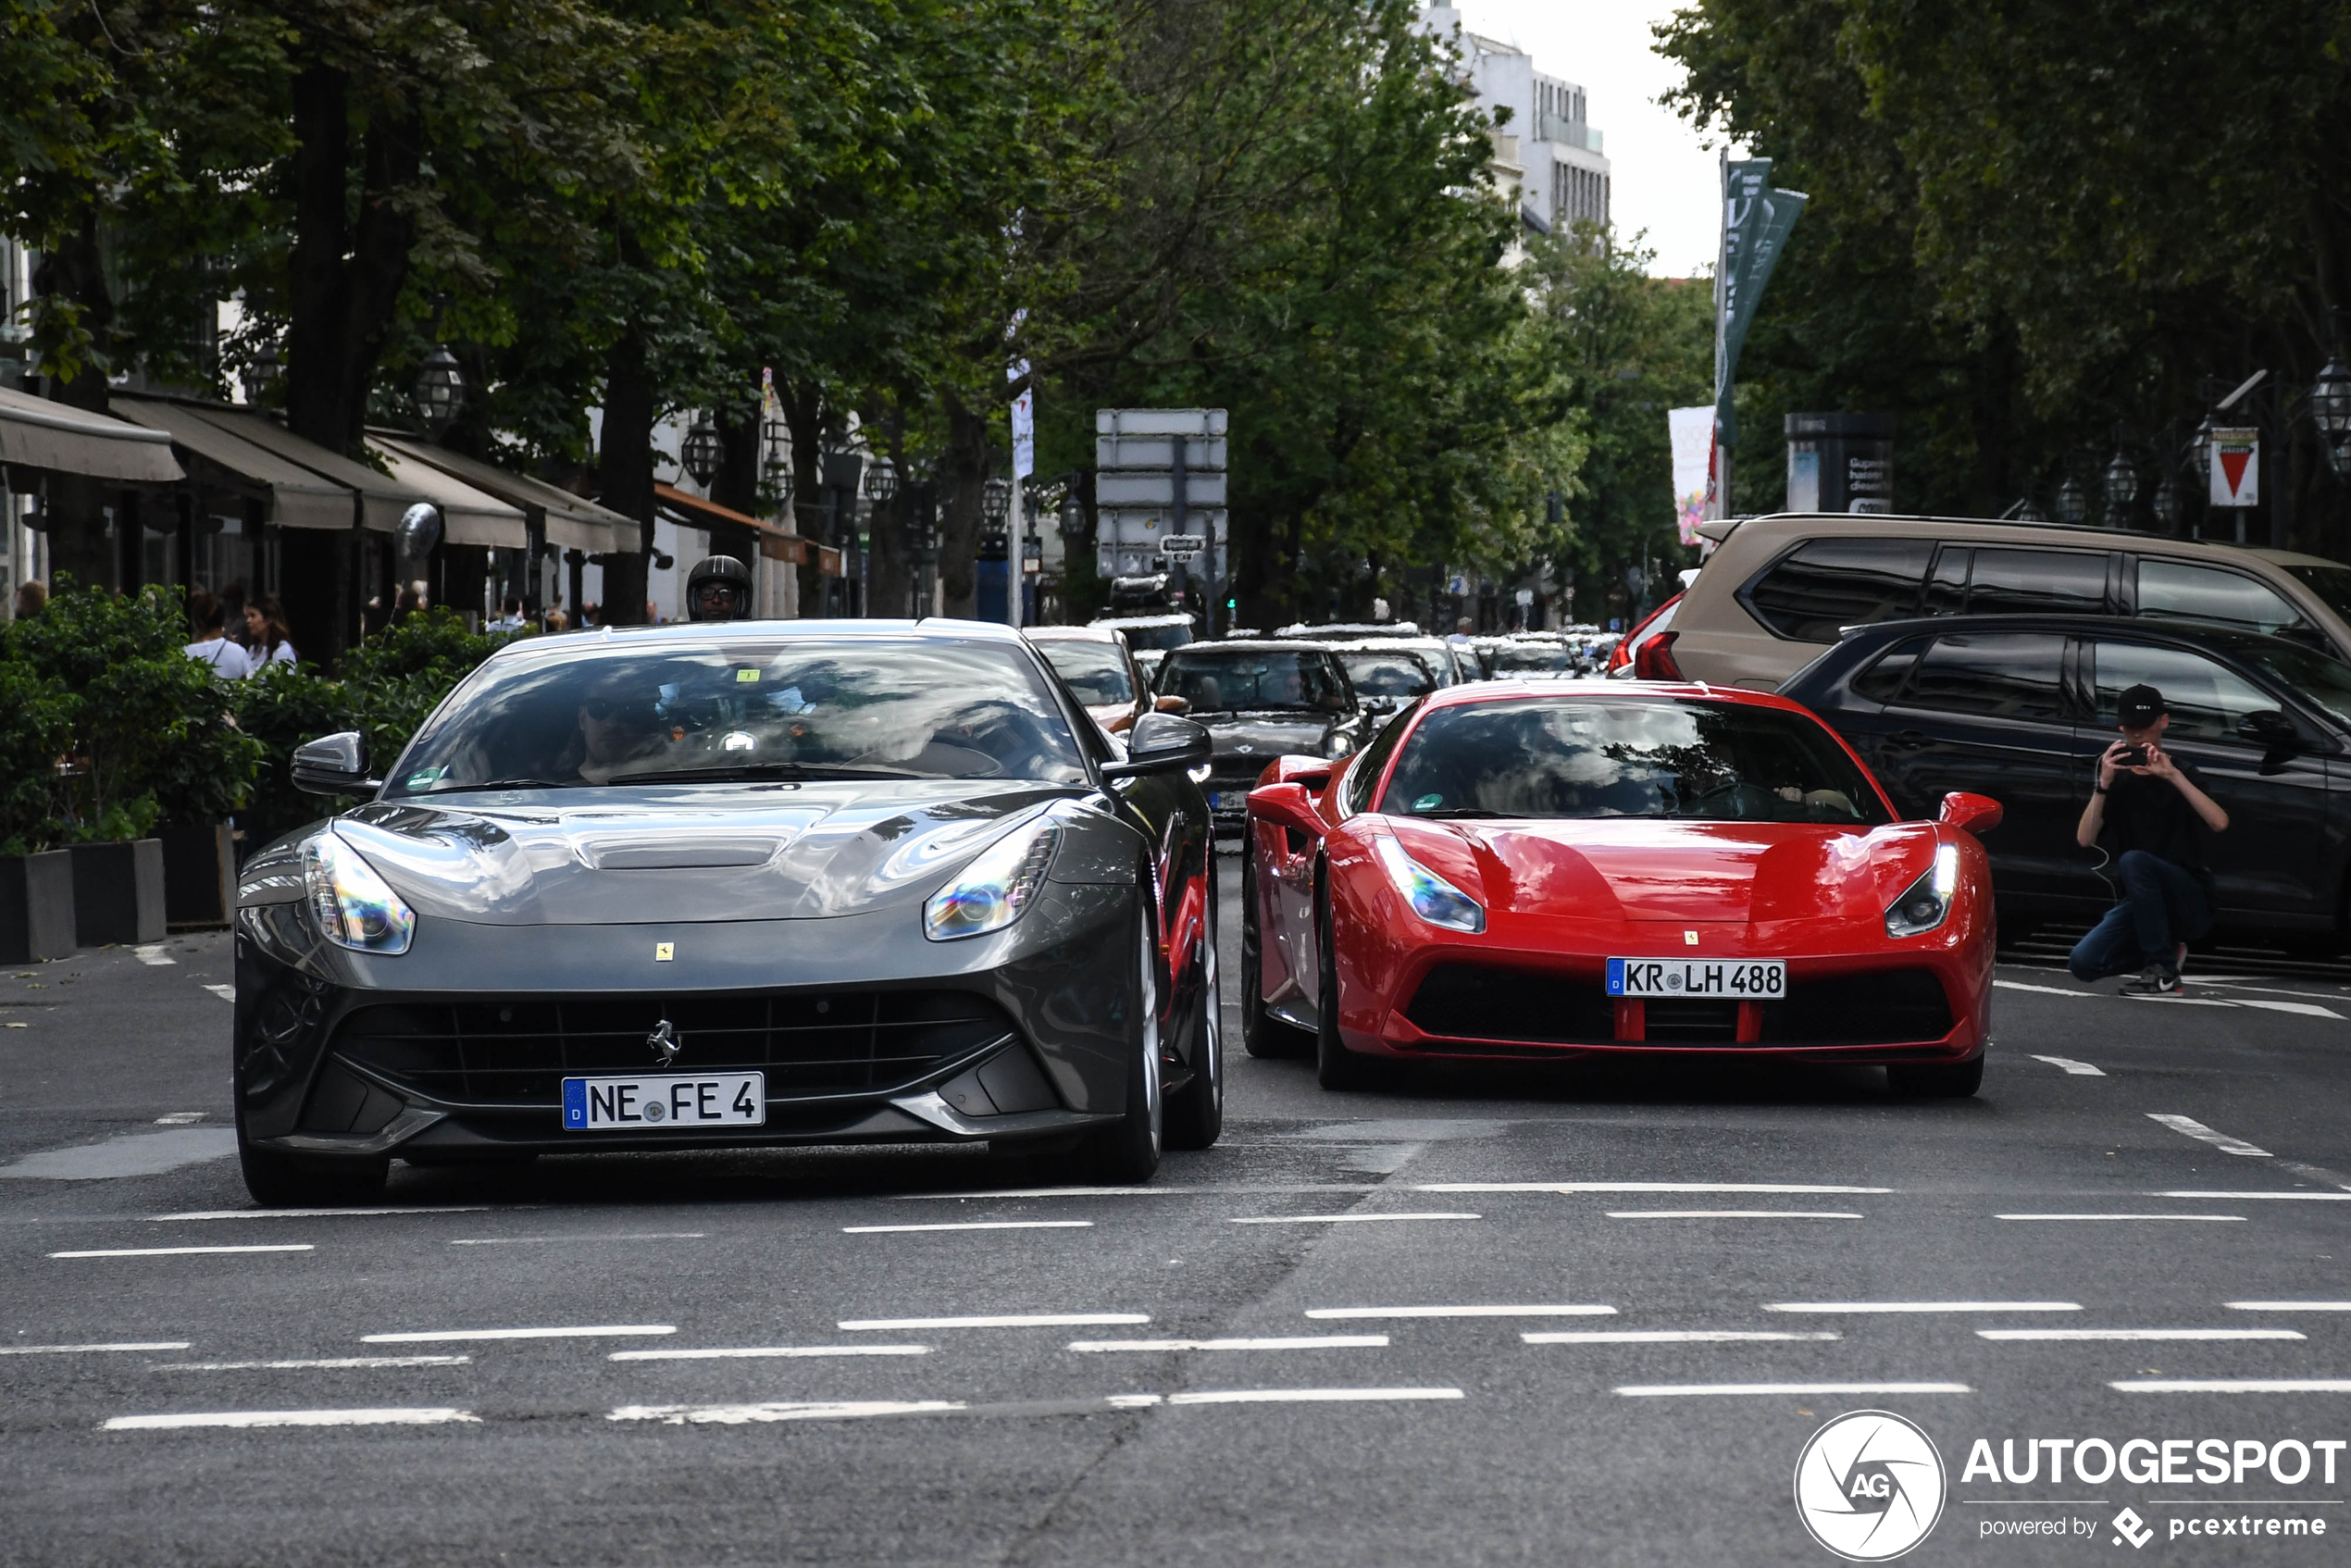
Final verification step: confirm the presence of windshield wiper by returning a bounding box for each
[607,763,925,785]
[431,778,569,792]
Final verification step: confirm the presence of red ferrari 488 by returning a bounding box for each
[1240,682,2001,1096]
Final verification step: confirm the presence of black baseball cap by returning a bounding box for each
[2118,683,2169,727]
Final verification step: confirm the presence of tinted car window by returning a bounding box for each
[391,640,1088,792]
[2091,641,2280,744]
[2229,639,2351,731]
[1034,641,1135,705]
[1343,698,1424,814]
[1849,636,1929,703]
[1745,538,1934,641]
[1965,548,2108,616]
[1157,649,1351,713]
[1336,650,1438,698]
[1489,641,1578,673]
[2136,559,2308,637]
[1899,632,2068,721]
[2286,563,2351,627]
[1377,697,1889,825]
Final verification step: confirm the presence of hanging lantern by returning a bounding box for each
[981,477,1012,525]
[865,455,900,504]
[2151,475,2183,530]
[680,420,723,487]
[412,345,466,433]
[2053,474,2089,526]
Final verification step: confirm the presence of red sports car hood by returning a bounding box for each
[1387,816,1943,924]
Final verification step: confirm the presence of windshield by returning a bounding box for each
[1157,649,1351,713]
[2286,564,2351,628]
[1337,649,1438,698]
[1099,620,1193,652]
[388,639,1088,793]
[2231,640,2351,731]
[1489,641,1579,673]
[1035,641,1135,706]
[1377,697,1890,825]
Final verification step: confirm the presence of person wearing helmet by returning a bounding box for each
[685,554,753,622]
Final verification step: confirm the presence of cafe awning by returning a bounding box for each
[113,396,352,530]
[181,405,427,532]
[654,481,812,565]
[373,433,634,554]
[0,385,183,484]
[363,439,527,549]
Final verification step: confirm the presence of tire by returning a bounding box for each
[1240,830,1312,1059]
[1887,1057,1984,1099]
[1164,853,1224,1151]
[237,1122,390,1207]
[1314,864,1377,1092]
[1082,901,1164,1182]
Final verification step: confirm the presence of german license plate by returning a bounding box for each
[1606,959,1785,999]
[561,1073,765,1132]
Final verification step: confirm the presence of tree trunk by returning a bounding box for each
[939,392,988,618]
[865,407,912,618]
[599,322,655,625]
[32,213,116,594]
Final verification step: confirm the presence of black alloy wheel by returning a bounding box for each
[1887,1056,1984,1099]
[1240,830,1312,1059]
[1314,862,1376,1092]
[1164,852,1224,1150]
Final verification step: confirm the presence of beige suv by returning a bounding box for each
[1672,513,2351,690]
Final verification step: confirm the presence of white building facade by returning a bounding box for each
[1418,6,1611,243]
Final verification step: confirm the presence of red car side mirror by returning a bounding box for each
[1939,790,2003,836]
[1248,781,1325,840]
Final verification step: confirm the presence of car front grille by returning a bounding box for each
[330,989,1015,1107]
[1400,964,1953,1049]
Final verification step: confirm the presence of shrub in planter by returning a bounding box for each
[0,647,76,961]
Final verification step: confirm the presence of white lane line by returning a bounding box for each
[52,1244,313,1259]
[363,1325,675,1343]
[1307,1304,1617,1320]
[1162,1388,1462,1406]
[105,1407,478,1430]
[2113,1380,2351,1394]
[891,1188,1193,1201]
[1068,1337,1389,1352]
[151,1356,473,1370]
[1769,1301,2081,1314]
[2148,1114,2272,1157]
[152,1206,493,1221]
[1526,1330,1841,1344]
[2234,999,2348,1019]
[1619,1382,1970,1398]
[1605,1210,1862,1220]
[1229,1213,1478,1226]
[2161,1191,2351,1201]
[450,1233,705,1246]
[1995,1213,2246,1222]
[1979,1328,2304,1342]
[1995,980,2094,999]
[0,1341,191,1356]
[2230,1301,2351,1312]
[612,1400,964,1425]
[843,1221,1094,1235]
[203,985,233,1002]
[1420,1182,1888,1195]
[2122,994,2237,1009]
[839,1313,1148,1331]
[612,1345,929,1361]
[154,1113,206,1125]
[2032,1055,2107,1076]
[132,945,176,966]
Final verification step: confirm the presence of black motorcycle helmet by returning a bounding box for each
[685,554,753,622]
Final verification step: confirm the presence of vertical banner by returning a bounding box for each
[1714,160,1807,454]
[1009,362,1035,481]
[2209,428,2259,507]
[1668,406,1714,546]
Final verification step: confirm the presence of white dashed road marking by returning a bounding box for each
[2112,1380,2351,1394]
[449,1234,703,1246]
[1605,1210,1861,1220]
[1994,1213,2246,1222]
[2161,1190,2351,1201]
[839,1313,1148,1331]
[1421,1182,1888,1195]
[1525,1330,1840,1344]
[612,1345,930,1361]
[1769,1301,2081,1314]
[153,1113,205,1125]
[131,946,175,966]
[363,1325,676,1343]
[154,1206,493,1220]
[2148,1114,2272,1157]
[1978,1328,2302,1342]
[1229,1213,1478,1226]
[1617,1382,1970,1398]
[52,1245,313,1259]
[1995,980,2092,999]
[204,985,233,1002]
[151,1356,472,1370]
[1159,1388,1462,1406]
[2031,1055,2106,1076]
[611,1400,963,1425]
[844,1222,1094,1234]
[0,1341,191,1356]
[1067,1337,1388,1351]
[1306,1305,1617,1320]
[106,1407,479,1430]
[2229,1301,2351,1312]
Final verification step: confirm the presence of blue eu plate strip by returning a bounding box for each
[562,1077,588,1128]
[1605,958,1624,997]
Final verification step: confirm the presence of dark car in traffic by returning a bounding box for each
[1780,614,2351,948]
[233,620,1223,1205]
[1152,641,1379,826]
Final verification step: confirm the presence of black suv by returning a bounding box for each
[1781,615,2351,947]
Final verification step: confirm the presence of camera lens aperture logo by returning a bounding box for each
[1794,1410,1947,1561]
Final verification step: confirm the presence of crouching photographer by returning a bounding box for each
[2069,683,2230,995]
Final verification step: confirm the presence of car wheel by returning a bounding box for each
[1241,831,1312,1059]
[1084,902,1164,1182]
[1887,1057,1984,1099]
[237,1119,389,1207]
[1314,864,1377,1092]
[1164,855,1224,1151]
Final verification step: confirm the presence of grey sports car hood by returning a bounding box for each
[1196,711,1347,764]
[323,780,1093,927]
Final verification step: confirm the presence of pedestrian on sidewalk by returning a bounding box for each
[184,591,255,679]
[243,595,297,667]
[486,594,527,633]
[2068,683,2230,994]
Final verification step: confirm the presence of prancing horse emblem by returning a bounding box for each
[647,1019,681,1066]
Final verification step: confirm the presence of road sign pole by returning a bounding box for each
[1169,434,1189,614]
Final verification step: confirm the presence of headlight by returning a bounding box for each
[1325,734,1355,757]
[1885,843,1961,938]
[1372,835,1485,934]
[923,821,1061,940]
[304,830,416,954]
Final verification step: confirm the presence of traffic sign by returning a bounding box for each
[1160,534,1207,560]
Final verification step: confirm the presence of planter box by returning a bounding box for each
[68,839,165,947]
[0,850,75,962]
[160,822,236,929]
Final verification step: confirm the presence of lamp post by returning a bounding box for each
[2152,475,2183,532]
[2310,349,2351,481]
[413,345,465,436]
[2053,472,2089,527]
[2102,446,2139,528]
[865,454,900,506]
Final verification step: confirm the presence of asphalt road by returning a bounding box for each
[7,871,2351,1566]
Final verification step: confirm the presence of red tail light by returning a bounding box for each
[1633,630,1684,680]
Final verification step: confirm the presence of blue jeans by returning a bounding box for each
[2068,851,2212,981]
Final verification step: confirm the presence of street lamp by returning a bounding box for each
[241,342,281,406]
[2151,475,2183,531]
[2053,473,2089,527]
[981,477,1011,527]
[865,454,900,504]
[680,419,723,488]
[413,345,465,435]
[1058,489,1085,541]
[2102,447,2138,525]
[2310,352,2351,479]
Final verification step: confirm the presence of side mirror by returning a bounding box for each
[1101,712,1212,780]
[1152,693,1190,716]
[1365,695,1399,715]
[2237,709,2297,750]
[292,731,382,796]
[1247,780,1325,840]
[1938,790,2003,837]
